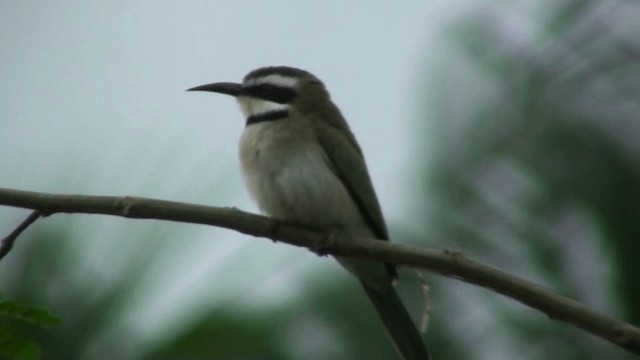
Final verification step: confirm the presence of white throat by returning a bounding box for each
[237,96,289,118]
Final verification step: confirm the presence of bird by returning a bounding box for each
[188,66,430,360]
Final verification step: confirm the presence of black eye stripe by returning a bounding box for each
[244,84,297,104]
[246,109,289,126]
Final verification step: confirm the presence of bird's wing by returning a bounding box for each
[313,120,390,242]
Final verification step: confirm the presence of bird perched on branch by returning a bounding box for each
[189,66,430,360]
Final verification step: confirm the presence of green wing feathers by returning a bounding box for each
[313,121,390,242]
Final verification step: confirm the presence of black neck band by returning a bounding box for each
[246,110,289,126]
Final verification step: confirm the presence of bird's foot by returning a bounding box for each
[311,230,342,257]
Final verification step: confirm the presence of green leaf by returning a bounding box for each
[0,300,61,329]
[0,325,41,360]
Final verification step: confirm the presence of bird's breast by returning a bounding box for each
[239,121,366,232]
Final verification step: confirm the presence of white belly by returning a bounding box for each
[239,121,369,234]
[239,120,389,284]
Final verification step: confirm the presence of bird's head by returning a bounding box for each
[188,66,332,123]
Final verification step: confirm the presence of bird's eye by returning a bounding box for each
[258,84,274,96]
[251,84,297,104]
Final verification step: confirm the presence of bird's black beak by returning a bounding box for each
[187,82,243,96]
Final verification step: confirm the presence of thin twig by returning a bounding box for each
[0,210,41,260]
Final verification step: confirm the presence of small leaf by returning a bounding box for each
[0,301,61,328]
[0,325,41,360]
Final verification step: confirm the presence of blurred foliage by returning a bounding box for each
[420,0,640,359]
[0,226,140,360]
[144,312,292,360]
[1,1,639,359]
[143,279,420,360]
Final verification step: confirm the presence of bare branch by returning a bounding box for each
[0,210,41,260]
[0,187,638,354]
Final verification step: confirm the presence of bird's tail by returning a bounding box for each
[361,281,430,360]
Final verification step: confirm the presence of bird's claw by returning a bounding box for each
[311,230,340,257]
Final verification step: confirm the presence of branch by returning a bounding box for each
[0,210,40,260]
[0,187,639,354]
